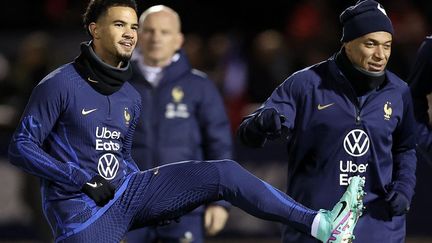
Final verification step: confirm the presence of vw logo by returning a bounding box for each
[97,153,119,180]
[343,129,370,157]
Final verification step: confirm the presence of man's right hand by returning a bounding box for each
[81,175,115,207]
[254,108,286,139]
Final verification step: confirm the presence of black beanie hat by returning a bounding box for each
[340,0,394,42]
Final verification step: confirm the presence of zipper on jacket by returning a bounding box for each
[346,89,362,125]
[151,86,159,167]
[106,96,112,120]
[337,62,385,126]
[355,108,361,125]
[339,74,362,125]
[354,89,380,125]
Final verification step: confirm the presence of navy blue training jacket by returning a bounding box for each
[241,55,417,243]
[128,51,233,216]
[409,36,432,151]
[8,63,141,238]
[129,50,232,169]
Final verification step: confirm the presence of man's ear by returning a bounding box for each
[88,22,100,39]
[343,42,351,55]
[176,33,184,50]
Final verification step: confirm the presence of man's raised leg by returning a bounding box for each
[212,160,364,242]
[137,160,364,242]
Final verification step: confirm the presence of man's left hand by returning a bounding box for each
[386,190,410,216]
[204,205,229,236]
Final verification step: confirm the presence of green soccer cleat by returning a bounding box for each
[316,176,365,243]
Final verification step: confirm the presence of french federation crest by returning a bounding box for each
[172,86,184,103]
[383,101,392,120]
[165,86,189,119]
[124,107,131,125]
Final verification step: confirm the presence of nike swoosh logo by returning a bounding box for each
[317,103,334,110]
[82,108,98,115]
[86,182,98,188]
[88,77,99,83]
[153,167,160,175]
[335,201,347,221]
[377,4,387,16]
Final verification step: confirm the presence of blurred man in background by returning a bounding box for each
[409,35,432,154]
[407,35,432,235]
[125,5,232,243]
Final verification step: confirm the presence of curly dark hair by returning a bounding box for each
[83,0,138,36]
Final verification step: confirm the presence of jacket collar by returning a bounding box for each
[131,49,191,86]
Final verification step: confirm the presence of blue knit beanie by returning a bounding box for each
[340,0,394,42]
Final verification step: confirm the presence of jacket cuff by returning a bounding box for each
[208,200,231,210]
[391,181,415,203]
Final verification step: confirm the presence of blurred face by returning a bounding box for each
[344,31,392,73]
[90,6,138,67]
[138,10,184,67]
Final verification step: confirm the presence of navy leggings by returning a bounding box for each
[60,160,316,242]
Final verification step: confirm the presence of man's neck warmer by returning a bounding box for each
[74,41,132,95]
[335,48,386,96]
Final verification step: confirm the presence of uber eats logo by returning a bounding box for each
[95,127,121,151]
[339,129,369,185]
[95,127,121,180]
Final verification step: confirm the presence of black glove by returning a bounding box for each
[82,175,115,207]
[238,108,286,147]
[254,108,286,139]
[385,190,410,216]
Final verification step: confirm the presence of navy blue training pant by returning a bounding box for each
[59,160,316,242]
